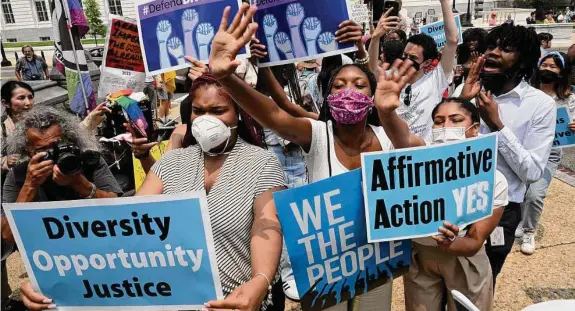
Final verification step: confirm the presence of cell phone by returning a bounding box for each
[384,1,400,17]
[122,110,147,139]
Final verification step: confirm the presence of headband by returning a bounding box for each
[539,51,566,69]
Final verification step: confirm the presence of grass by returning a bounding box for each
[4,38,105,48]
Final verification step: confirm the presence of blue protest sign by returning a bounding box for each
[273,169,411,311]
[553,106,575,148]
[361,134,498,243]
[3,192,222,310]
[252,0,357,67]
[135,0,248,75]
[419,14,463,50]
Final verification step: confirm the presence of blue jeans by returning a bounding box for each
[269,144,307,188]
[521,149,561,233]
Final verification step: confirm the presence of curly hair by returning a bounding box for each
[7,105,98,158]
[458,28,488,64]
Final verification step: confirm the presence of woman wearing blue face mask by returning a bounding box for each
[203,4,419,311]
[375,91,509,310]
[517,51,575,254]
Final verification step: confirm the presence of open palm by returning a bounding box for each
[375,60,417,114]
[209,4,258,79]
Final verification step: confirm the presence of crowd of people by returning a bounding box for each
[2,0,575,310]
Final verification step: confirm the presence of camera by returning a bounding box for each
[44,141,82,175]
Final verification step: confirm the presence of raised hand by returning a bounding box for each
[303,17,322,55]
[317,32,338,52]
[460,56,485,100]
[249,37,268,60]
[263,14,280,61]
[372,7,400,39]
[182,8,200,59]
[167,37,185,64]
[274,32,294,59]
[375,59,417,115]
[156,20,173,68]
[335,20,363,46]
[185,56,209,81]
[286,3,305,28]
[209,4,258,79]
[196,22,215,60]
[286,3,306,57]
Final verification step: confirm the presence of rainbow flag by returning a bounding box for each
[50,0,96,116]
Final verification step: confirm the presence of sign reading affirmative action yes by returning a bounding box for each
[3,193,222,310]
[361,134,498,242]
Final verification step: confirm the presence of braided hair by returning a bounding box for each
[318,63,380,126]
[182,74,264,148]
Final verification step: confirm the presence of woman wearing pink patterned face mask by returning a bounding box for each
[201,4,418,310]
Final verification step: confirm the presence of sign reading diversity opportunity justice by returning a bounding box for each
[274,169,411,311]
[361,134,498,242]
[418,14,463,50]
[3,193,222,310]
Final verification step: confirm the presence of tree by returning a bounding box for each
[84,0,107,45]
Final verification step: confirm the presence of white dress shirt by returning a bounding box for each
[454,81,556,203]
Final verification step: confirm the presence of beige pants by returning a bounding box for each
[324,279,392,311]
[403,243,493,311]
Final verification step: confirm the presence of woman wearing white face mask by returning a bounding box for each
[138,74,285,311]
[376,94,509,310]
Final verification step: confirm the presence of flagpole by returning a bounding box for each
[61,0,90,113]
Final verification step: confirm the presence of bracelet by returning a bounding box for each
[254,273,272,293]
[355,55,370,65]
[85,182,97,199]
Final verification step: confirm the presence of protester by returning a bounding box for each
[385,29,407,44]
[382,40,405,66]
[488,12,497,26]
[566,7,573,22]
[394,0,458,140]
[557,11,565,22]
[538,33,553,56]
[517,52,575,255]
[526,11,536,24]
[454,24,555,285]
[505,14,514,25]
[15,46,49,82]
[545,12,556,24]
[1,82,34,175]
[455,28,488,87]
[142,72,285,311]
[3,105,123,310]
[368,7,401,74]
[375,86,508,309]
[203,4,417,310]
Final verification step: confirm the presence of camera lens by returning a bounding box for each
[57,153,82,175]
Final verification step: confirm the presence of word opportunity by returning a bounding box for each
[5,194,220,308]
[362,134,497,242]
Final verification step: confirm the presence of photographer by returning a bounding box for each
[2,106,123,247]
[15,46,49,82]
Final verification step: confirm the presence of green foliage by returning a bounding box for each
[84,0,107,37]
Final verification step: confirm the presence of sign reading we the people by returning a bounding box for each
[3,193,222,310]
[274,169,411,311]
[361,134,498,242]
[553,106,575,148]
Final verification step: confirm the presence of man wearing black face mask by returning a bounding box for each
[455,24,556,287]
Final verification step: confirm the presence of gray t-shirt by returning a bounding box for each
[2,157,123,204]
